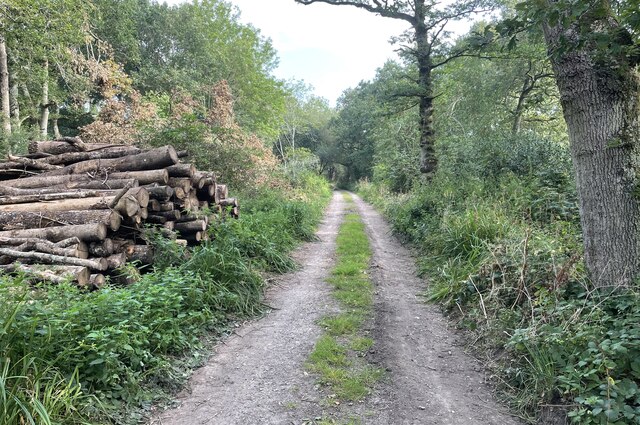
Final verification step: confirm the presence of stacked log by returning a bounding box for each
[0,140,238,288]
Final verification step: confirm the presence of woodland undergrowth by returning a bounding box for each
[0,172,331,425]
[358,135,640,425]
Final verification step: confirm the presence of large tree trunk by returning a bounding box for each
[39,59,49,138]
[0,36,11,136]
[414,3,437,176]
[543,18,640,287]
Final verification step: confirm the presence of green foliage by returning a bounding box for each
[359,165,640,423]
[307,195,382,404]
[0,175,332,423]
[509,289,640,424]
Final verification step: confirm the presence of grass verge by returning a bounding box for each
[307,192,383,404]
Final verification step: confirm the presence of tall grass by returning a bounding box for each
[358,164,640,424]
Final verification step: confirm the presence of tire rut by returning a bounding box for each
[351,193,522,425]
[151,192,522,425]
[151,192,346,425]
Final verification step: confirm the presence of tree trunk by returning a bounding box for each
[0,247,108,270]
[39,59,49,138]
[52,103,61,139]
[0,156,62,171]
[9,73,19,129]
[511,62,535,135]
[543,18,640,287]
[0,264,90,286]
[0,36,11,136]
[37,145,178,177]
[28,140,124,155]
[512,80,531,135]
[414,6,437,176]
[2,169,168,189]
[0,194,140,217]
[9,240,88,259]
[41,146,142,165]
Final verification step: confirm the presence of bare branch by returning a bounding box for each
[295,0,416,23]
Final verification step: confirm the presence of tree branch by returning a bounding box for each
[295,0,416,24]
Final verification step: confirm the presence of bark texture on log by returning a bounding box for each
[0,247,108,270]
[0,210,121,231]
[0,223,107,242]
[1,264,90,286]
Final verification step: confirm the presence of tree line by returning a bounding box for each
[298,0,640,290]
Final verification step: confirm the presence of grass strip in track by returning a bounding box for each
[306,192,382,403]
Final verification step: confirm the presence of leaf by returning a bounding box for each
[89,358,105,366]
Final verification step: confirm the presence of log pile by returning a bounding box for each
[0,139,239,288]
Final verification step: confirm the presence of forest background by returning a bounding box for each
[0,0,639,424]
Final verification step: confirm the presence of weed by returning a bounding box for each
[307,196,382,407]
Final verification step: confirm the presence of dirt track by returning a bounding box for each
[152,192,521,425]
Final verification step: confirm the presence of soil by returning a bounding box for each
[150,192,524,425]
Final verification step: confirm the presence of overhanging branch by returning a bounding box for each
[295,0,416,24]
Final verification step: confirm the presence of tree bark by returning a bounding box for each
[0,209,121,232]
[88,273,105,288]
[0,36,11,136]
[9,72,18,129]
[0,264,90,286]
[9,240,88,259]
[28,140,122,155]
[414,4,437,176]
[39,59,49,138]
[126,245,153,265]
[88,239,115,257]
[0,223,107,242]
[0,156,62,171]
[2,169,167,189]
[52,103,61,139]
[167,163,196,179]
[0,247,108,270]
[175,219,207,233]
[0,194,140,217]
[40,146,142,166]
[543,15,640,287]
[105,253,127,269]
[37,145,179,177]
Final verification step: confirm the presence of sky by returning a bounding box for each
[164,0,472,104]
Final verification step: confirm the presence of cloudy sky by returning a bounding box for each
[162,0,409,103]
[228,0,410,103]
[164,1,474,104]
